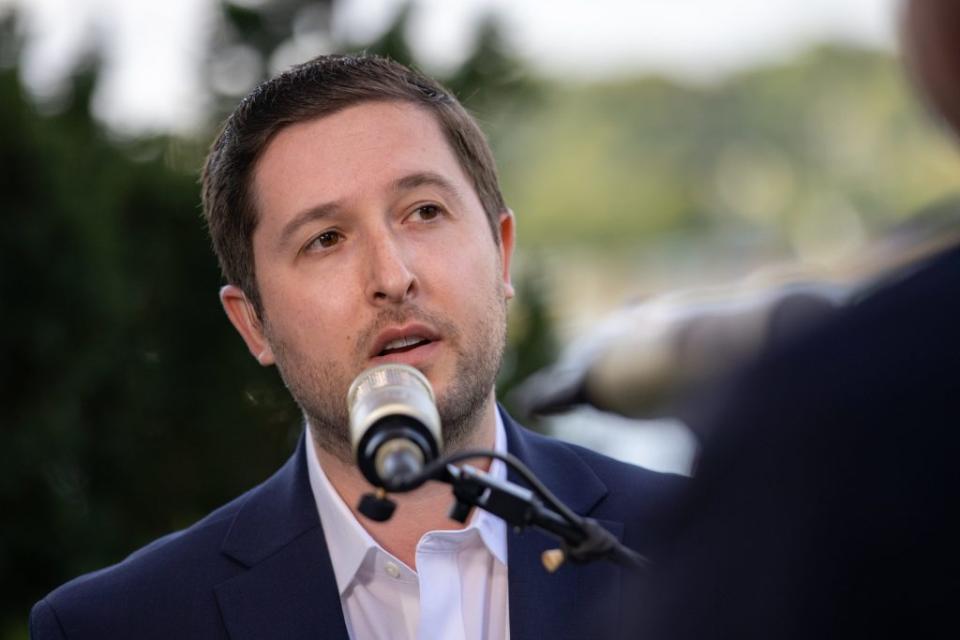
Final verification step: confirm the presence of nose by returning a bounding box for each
[365,231,417,304]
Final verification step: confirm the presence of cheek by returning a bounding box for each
[424,248,484,300]
[260,271,359,345]
[425,228,500,278]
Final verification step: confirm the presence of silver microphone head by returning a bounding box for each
[348,364,442,489]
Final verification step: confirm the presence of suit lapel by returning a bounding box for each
[503,410,625,640]
[214,435,350,640]
[211,415,625,639]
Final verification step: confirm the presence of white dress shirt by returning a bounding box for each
[305,412,510,640]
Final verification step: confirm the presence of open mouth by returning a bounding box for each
[378,336,433,357]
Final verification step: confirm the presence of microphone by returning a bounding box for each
[348,364,442,491]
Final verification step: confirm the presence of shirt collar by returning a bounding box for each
[305,408,509,595]
[469,411,508,566]
[305,423,377,594]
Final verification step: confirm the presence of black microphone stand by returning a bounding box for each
[358,449,649,573]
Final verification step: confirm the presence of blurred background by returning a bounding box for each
[3,0,959,636]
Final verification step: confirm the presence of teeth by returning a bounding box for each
[382,335,426,352]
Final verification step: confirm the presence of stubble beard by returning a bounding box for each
[264,286,508,465]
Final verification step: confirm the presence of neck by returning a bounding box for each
[314,393,499,569]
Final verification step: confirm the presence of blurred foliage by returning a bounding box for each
[0,23,301,639]
[498,45,960,259]
[498,261,559,429]
[353,1,414,65]
[208,0,334,115]
[207,0,540,131]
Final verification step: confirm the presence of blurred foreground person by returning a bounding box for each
[637,1,960,637]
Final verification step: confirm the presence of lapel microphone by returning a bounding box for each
[348,364,442,493]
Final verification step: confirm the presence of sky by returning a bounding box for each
[2,0,901,134]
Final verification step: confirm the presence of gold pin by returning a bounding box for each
[541,548,565,573]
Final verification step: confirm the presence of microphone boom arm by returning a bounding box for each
[359,448,649,572]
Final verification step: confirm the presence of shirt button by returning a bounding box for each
[384,561,401,578]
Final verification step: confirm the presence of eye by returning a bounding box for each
[410,204,442,222]
[305,230,343,252]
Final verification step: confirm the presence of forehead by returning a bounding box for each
[250,101,473,225]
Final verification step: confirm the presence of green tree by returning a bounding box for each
[0,18,299,637]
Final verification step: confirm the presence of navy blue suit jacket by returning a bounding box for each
[31,409,684,639]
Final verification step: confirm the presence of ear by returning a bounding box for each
[497,209,516,300]
[219,285,276,366]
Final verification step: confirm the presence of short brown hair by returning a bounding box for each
[201,54,507,312]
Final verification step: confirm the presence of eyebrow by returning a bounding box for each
[392,171,463,202]
[277,200,343,250]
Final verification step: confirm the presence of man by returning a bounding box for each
[635,1,960,637]
[30,55,684,639]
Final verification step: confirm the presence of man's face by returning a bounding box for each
[221,101,515,459]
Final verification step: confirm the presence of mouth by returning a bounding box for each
[377,335,433,356]
[369,324,442,363]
